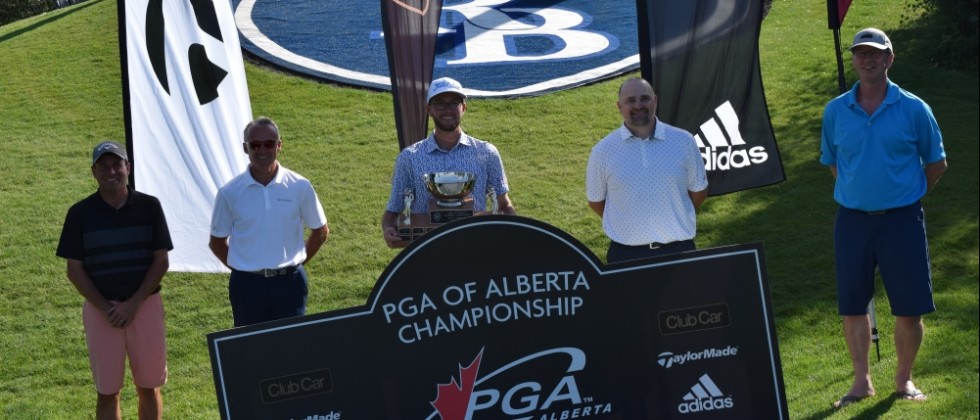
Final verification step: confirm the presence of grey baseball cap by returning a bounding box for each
[92,141,129,165]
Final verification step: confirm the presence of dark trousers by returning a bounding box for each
[606,239,695,264]
[229,265,308,327]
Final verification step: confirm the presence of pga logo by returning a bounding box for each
[428,347,611,419]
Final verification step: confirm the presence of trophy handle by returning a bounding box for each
[486,186,499,215]
[402,189,414,225]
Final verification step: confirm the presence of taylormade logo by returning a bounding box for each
[678,374,734,414]
[695,101,769,171]
[657,345,738,368]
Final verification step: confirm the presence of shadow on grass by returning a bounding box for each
[800,394,901,420]
[0,0,103,44]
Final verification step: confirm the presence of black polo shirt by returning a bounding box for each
[56,188,173,301]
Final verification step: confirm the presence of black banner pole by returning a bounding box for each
[833,28,847,94]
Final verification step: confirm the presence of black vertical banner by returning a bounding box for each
[827,0,854,93]
[381,0,444,150]
[637,0,785,196]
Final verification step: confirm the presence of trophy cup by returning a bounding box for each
[423,171,476,224]
[393,171,477,247]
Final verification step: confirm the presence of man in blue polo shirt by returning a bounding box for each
[821,28,947,408]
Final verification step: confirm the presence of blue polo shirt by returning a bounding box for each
[820,80,945,211]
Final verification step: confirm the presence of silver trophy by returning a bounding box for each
[393,172,478,247]
[423,172,476,207]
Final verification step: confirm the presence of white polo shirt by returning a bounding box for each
[586,120,708,245]
[211,165,327,271]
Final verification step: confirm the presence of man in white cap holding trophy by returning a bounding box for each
[382,77,516,248]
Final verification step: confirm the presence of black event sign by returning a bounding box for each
[208,216,788,419]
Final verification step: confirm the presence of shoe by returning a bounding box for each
[833,394,868,408]
[896,386,927,401]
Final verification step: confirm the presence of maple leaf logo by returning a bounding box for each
[431,349,484,420]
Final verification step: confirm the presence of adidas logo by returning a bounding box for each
[677,374,735,414]
[657,345,739,369]
[694,101,769,171]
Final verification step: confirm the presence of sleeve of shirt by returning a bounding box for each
[149,196,175,251]
[819,104,838,166]
[914,101,946,164]
[56,204,84,260]
[210,189,233,238]
[687,138,709,192]
[585,144,606,202]
[485,143,510,195]
[301,181,328,229]
[386,151,412,213]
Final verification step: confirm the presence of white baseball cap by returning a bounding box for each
[850,27,892,52]
[426,77,466,103]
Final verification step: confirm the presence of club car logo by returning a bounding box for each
[259,368,333,403]
[678,374,734,414]
[657,345,738,369]
[658,303,731,335]
[695,101,770,172]
[429,347,612,419]
[232,0,639,97]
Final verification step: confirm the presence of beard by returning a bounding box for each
[434,116,461,132]
[628,108,651,126]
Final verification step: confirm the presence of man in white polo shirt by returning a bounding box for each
[586,77,708,263]
[209,116,329,326]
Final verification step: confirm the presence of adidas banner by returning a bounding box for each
[637,0,785,196]
[380,0,444,149]
[119,0,252,272]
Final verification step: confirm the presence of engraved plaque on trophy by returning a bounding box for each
[393,172,477,247]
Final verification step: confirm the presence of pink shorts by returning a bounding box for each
[83,293,167,395]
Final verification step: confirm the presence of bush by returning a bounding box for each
[0,0,52,27]
[904,0,980,71]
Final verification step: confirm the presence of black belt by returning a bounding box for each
[245,265,300,278]
[613,241,678,250]
[844,201,919,216]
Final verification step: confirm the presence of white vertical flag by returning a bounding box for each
[121,0,251,272]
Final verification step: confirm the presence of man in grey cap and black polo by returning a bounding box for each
[821,27,947,408]
[57,140,173,419]
[381,77,516,248]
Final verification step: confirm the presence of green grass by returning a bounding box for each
[1,0,977,418]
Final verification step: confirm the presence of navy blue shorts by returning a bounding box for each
[834,202,935,316]
[229,265,308,327]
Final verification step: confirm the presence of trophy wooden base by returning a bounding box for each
[391,198,479,248]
